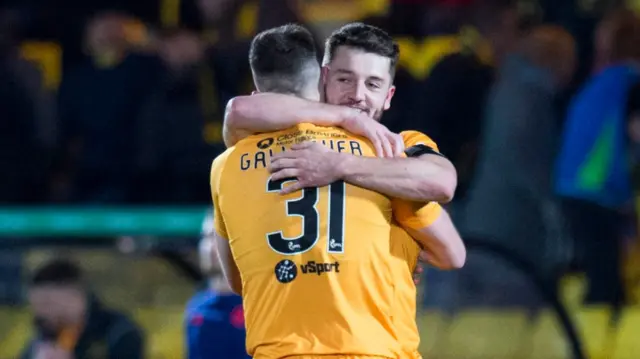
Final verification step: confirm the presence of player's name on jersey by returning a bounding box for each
[241,137,365,171]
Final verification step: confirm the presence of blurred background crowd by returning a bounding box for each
[3,0,640,358]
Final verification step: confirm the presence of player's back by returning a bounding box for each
[212,124,400,358]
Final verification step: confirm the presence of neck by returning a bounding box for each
[209,276,233,294]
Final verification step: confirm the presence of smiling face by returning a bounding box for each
[323,46,396,121]
[321,23,398,121]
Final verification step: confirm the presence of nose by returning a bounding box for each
[348,81,367,103]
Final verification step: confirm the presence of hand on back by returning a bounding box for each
[341,110,404,158]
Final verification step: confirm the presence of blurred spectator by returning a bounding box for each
[135,29,237,203]
[185,214,248,358]
[593,6,640,72]
[461,25,576,270]
[197,0,255,44]
[198,0,255,121]
[539,0,609,91]
[21,259,144,359]
[257,0,324,52]
[555,8,640,308]
[54,12,163,203]
[0,8,55,203]
[382,0,472,36]
[257,0,304,31]
[417,0,521,201]
[421,0,466,35]
[293,0,389,40]
[426,26,576,310]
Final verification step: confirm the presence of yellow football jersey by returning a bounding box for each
[211,125,445,359]
[211,124,402,358]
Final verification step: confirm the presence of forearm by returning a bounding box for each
[407,210,466,270]
[223,93,351,146]
[336,154,457,202]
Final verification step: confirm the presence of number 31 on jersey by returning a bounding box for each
[266,176,345,255]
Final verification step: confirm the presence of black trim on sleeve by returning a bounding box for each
[405,144,445,158]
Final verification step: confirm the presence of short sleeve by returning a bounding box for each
[393,200,443,230]
[393,131,444,229]
[400,130,440,153]
[210,152,231,240]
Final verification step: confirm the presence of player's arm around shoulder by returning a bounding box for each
[223,93,346,147]
[401,130,457,202]
[223,94,404,156]
[334,130,457,202]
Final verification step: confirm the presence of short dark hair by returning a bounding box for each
[249,24,318,94]
[30,259,83,287]
[324,22,399,75]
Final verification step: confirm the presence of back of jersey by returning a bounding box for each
[211,124,400,358]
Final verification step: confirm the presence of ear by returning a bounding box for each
[319,66,330,103]
[321,66,330,84]
[383,85,396,110]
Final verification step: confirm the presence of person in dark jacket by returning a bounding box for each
[462,25,576,267]
[426,26,576,310]
[418,0,520,201]
[54,12,163,203]
[21,260,144,359]
[134,29,244,203]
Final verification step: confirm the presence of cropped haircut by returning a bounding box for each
[249,24,319,95]
[30,259,84,288]
[323,22,399,76]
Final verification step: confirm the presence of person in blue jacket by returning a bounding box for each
[555,8,640,308]
[185,213,249,359]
